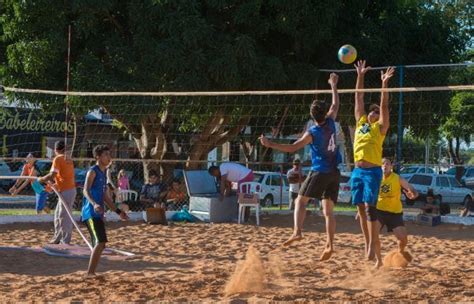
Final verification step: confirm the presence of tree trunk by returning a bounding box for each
[240,137,255,168]
[448,138,464,182]
[186,111,250,169]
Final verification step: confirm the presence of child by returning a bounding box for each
[140,170,168,209]
[117,169,130,191]
[166,179,187,210]
[82,145,128,277]
[421,190,439,214]
[10,153,51,214]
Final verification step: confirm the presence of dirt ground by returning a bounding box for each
[0,214,473,302]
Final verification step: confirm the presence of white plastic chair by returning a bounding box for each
[238,182,261,225]
[117,189,138,202]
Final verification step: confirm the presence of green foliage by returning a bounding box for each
[0,0,471,159]
[441,92,474,143]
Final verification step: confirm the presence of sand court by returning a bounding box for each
[0,214,473,302]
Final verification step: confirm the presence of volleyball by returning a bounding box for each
[338,44,357,64]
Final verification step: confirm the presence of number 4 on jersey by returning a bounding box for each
[328,134,336,152]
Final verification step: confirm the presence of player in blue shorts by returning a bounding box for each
[260,73,341,261]
[82,145,128,277]
[352,60,395,267]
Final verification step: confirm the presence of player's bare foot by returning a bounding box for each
[283,234,303,247]
[374,260,383,269]
[85,273,105,280]
[319,248,333,261]
[367,248,375,261]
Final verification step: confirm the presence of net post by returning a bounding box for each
[396,65,405,173]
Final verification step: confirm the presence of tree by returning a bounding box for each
[1,0,470,180]
[441,91,474,181]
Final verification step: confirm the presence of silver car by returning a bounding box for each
[408,173,473,206]
[445,166,474,189]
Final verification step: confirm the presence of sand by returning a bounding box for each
[0,214,473,302]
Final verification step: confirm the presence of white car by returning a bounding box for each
[253,171,289,206]
[445,166,474,189]
[407,173,473,205]
[400,166,435,180]
[298,167,352,204]
[337,172,352,203]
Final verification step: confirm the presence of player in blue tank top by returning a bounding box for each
[82,145,128,277]
[260,73,341,261]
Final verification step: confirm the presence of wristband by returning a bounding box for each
[115,208,122,215]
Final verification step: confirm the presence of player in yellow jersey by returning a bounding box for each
[351,60,395,267]
[377,158,418,254]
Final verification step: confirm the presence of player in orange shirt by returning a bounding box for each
[38,141,76,244]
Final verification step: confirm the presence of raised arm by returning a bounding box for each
[259,131,312,153]
[326,73,339,120]
[379,66,395,135]
[354,60,370,121]
[16,168,38,194]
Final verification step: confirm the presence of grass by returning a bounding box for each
[0,209,81,216]
[262,204,357,212]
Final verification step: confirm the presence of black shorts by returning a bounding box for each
[377,209,404,232]
[84,217,108,246]
[299,170,340,203]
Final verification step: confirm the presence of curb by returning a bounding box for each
[1,210,473,226]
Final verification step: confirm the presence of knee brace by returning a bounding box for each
[366,205,378,222]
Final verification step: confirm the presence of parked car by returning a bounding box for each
[400,166,435,180]
[253,171,289,206]
[337,172,352,203]
[445,166,474,189]
[292,167,352,204]
[407,173,473,206]
[0,160,22,190]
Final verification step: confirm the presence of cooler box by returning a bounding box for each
[416,214,441,226]
[183,170,238,223]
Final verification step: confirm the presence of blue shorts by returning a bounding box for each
[351,167,383,205]
[35,191,49,212]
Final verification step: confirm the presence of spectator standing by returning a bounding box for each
[287,159,304,210]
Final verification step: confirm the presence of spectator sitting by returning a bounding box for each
[460,195,473,217]
[140,171,168,209]
[420,190,439,214]
[166,179,187,210]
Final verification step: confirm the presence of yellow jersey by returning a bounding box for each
[353,115,385,166]
[377,173,402,213]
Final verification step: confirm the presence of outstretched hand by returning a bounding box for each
[381,66,395,83]
[354,60,371,75]
[259,134,271,147]
[403,189,418,200]
[328,73,339,87]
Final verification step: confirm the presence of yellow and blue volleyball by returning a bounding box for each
[338,44,357,64]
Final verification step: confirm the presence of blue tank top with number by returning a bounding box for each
[308,118,341,173]
[81,165,107,221]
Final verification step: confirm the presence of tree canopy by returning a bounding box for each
[0,0,471,175]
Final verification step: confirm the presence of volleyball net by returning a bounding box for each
[0,63,472,214]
